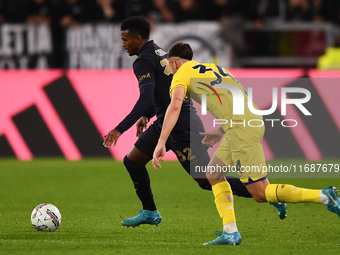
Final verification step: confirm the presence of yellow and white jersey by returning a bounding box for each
[170,60,263,131]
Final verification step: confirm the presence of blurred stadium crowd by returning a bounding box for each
[0,0,340,69]
[0,0,339,26]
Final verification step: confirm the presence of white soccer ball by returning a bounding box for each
[31,203,61,232]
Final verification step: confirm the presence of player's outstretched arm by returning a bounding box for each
[152,87,185,170]
[103,129,122,148]
[199,127,225,148]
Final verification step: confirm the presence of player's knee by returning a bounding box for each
[252,193,267,202]
[205,170,223,180]
[123,155,144,171]
[123,155,131,168]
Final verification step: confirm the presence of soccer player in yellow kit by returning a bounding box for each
[152,42,340,246]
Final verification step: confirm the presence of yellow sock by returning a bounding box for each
[212,181,236,225]
[265,184,320,203]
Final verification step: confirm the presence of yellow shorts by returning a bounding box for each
[214,124,267,185]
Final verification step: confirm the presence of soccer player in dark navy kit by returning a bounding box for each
[103,16,253,227]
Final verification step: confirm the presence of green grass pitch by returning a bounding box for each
[0,158,340,255]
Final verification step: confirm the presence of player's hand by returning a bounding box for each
[199,129,224,148]
[152,143,166,170]
[103,129,121,148]
[136,116,148,137]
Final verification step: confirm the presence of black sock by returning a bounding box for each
[123,156,157,211]
[225,176,252,198]
[199,176,252,198]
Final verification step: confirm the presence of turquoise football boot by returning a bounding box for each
[203,231,241,245]
[122,209,162,227]
[322,186,340,218]
[270,202,288,220]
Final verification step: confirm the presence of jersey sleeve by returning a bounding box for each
[169,66,190,98]
[144,105,156,120]
[133,57,155,89]
[115,84,154,134]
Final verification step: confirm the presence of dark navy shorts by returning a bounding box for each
[134,113,210,179]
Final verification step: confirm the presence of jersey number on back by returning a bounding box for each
[160,59,172,76]
[192,64,236,86]
[192,64,246,94]
[155,49,172,76]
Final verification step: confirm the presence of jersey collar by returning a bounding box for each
[138,40,154,56]
[179,59,197,70]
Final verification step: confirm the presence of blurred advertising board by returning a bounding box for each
[0,69,339,160]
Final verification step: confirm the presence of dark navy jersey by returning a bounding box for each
[133,40,192,120]
[115,40,194,134]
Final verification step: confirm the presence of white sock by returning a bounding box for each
[319,190,328,205]
[223,222,238,234]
